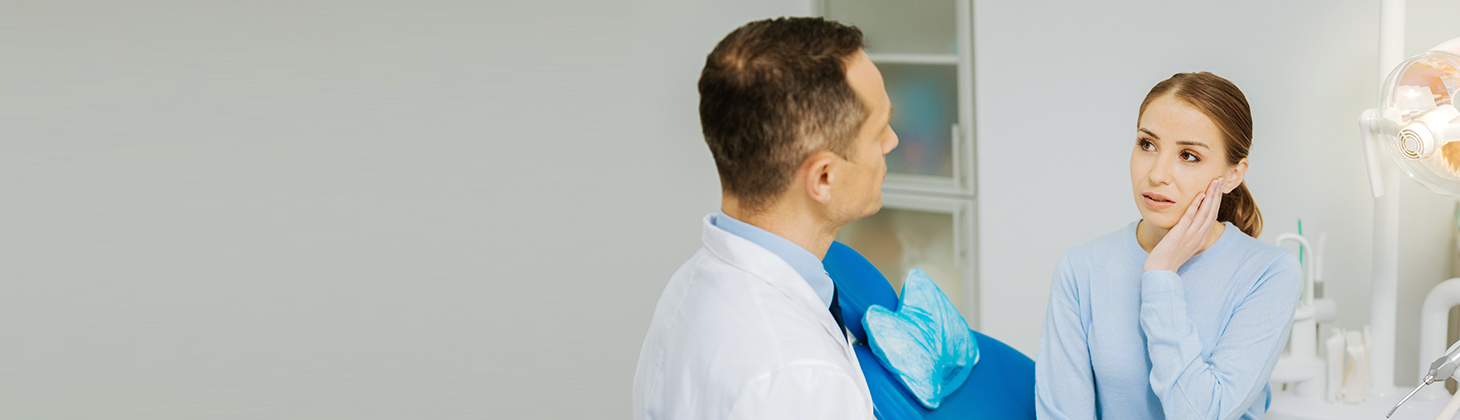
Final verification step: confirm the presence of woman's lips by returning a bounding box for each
[1143,193,1175,210]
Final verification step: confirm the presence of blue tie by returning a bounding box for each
[830,284,848,340]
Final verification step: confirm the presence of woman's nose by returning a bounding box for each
[1147,157,1173,185]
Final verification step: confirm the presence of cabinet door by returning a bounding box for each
[822,0,970,192]
[879,63,959,179]
[834,194,973,325]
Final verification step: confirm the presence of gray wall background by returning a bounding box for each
[2,0,801,418]
[3,1,1458,419]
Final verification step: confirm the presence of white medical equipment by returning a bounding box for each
[1375,34,1460,418]
[1268,1,1460,418]
[1268,232,1338,398]
[1392,340,1460,417]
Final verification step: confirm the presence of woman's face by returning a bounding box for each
[1130,94,1244,229]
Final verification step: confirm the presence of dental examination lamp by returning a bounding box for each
[1364,36,1460,420]
[1361,37,1460,199]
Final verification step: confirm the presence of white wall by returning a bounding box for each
[0,1,808,418]
[974,0,1460,389]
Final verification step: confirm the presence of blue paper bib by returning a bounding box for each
[863,268,979,409]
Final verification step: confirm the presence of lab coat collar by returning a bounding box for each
[699,213,848,345]
[712,211,836,308]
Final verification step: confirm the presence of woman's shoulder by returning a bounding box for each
[1060,221,1140,268]
[1221,227,1303,289]
[1224,228,1300,269]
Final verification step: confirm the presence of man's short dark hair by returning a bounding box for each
[699,17,867,210]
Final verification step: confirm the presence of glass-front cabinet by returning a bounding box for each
[821,0,977,327]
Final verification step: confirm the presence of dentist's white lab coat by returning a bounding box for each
[632,214,874,420]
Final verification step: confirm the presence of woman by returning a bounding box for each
[1035,72,1302,420]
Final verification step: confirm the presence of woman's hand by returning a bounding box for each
[1145,178,1224,272]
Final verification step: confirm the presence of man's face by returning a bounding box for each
[831,51,898,224]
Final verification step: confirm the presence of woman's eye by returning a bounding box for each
[1181,151,1199,162]
[1139,140,1155,151]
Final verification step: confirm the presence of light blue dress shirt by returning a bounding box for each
[713,211,835,308]
[1036,221,1303,420]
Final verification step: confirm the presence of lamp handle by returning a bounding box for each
[1361,108,1387,198]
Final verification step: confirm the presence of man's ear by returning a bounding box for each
[803,151,837,205]
[1224,158,1249,193]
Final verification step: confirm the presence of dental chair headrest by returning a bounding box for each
[824,241,900,344]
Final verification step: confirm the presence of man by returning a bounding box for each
[632,17,898,420]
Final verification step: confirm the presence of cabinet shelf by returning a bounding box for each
[867,53,959,65]
[883,173,970,196]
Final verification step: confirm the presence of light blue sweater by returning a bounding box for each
[1036,221,1302,420]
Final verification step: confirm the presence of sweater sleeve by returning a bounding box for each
[1139,255,1302,420]
[1036,256,1098,420]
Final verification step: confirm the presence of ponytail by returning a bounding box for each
[1218,183,1262,238]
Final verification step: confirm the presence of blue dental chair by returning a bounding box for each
[824,241,1036,420]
